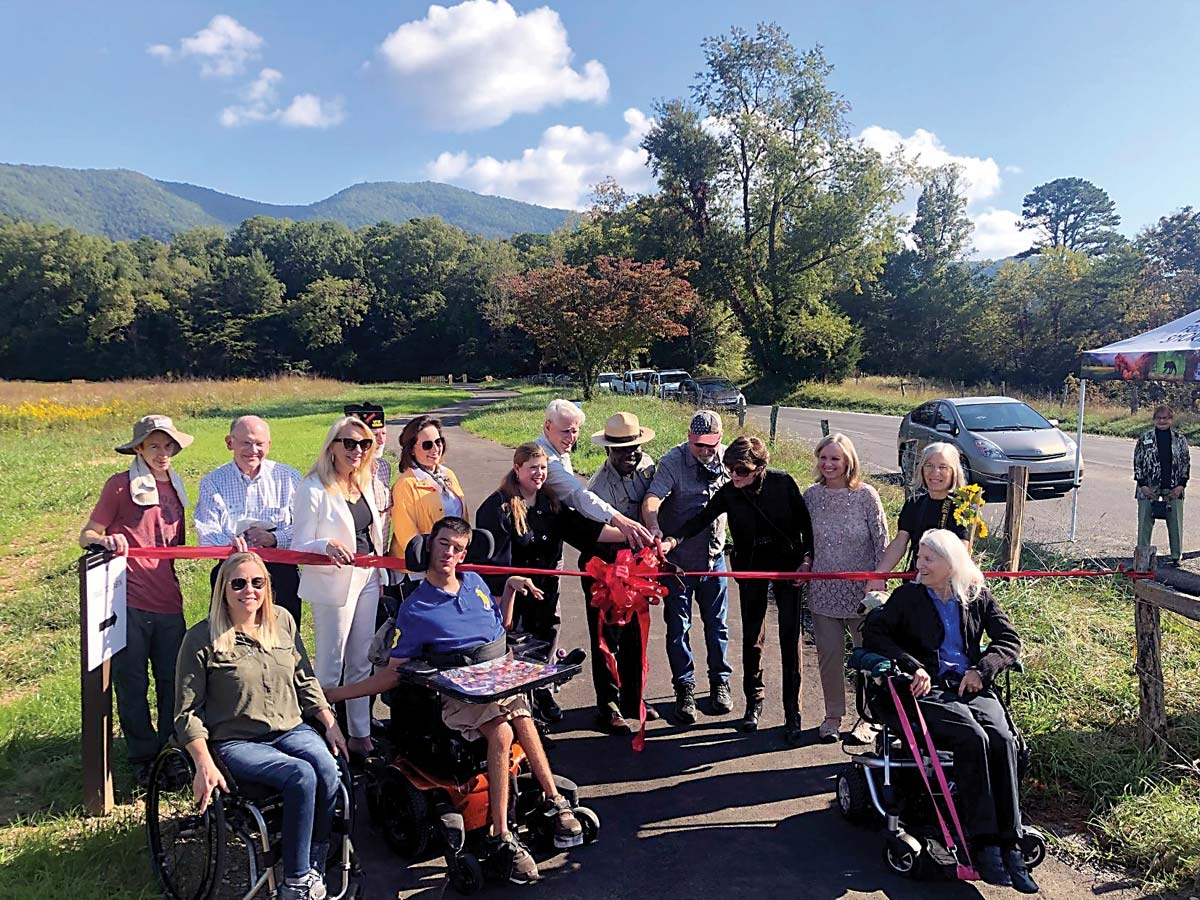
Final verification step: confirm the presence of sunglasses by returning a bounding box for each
[689,438,720,449]
[229,576,267,591]
[731,465,759,477]
[337,437,375,452]
[418,436,445,451]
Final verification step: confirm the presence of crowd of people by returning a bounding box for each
[80,397,1043,896]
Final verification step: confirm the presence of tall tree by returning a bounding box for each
[912,165,973,269]
[504,256,696,398]
[1019,177,1123,255]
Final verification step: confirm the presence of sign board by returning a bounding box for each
[84,555,127,672]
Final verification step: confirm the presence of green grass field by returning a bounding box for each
[465,392,1200,890]
[0,378,467,900]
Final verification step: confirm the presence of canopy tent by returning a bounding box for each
[1069,309,1200,539]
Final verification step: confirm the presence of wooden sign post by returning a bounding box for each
[79,551,127,816]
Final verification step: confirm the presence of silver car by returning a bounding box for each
[897,396,1082,498]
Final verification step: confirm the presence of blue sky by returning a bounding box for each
[2,0,1198,257]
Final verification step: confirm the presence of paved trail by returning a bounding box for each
[350,388,1149,900]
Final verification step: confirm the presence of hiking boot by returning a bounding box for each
[976,845,1012,887]
[542,794,583,848]
[495,833,540,885]
[673,684,697,724]
[710,681,733,714]
[533,687,564,724]
[740,699,763,732]
[279,869,327,900]
[1004,848,1040,894]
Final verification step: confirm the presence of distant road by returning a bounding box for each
[744,404,1198,560]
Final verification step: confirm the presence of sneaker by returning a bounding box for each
[818,719,841,743]
[279,869,327,900]
[497,833,540,885]
[710,681,734,714]
[673,684,697,724]
[740,699,763,732]
[976,845,1012,887]
[846,718,877,746]
[543,794,583,848]
[533,688,564,724]
[1004,848,1040,894]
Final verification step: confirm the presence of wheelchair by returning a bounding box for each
[359,529,600,894]
[145,741,364,900]
[834,651,1047,881]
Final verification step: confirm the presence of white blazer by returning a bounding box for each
[293,474,384,607]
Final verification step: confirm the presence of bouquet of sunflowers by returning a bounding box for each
[952,483,988,550]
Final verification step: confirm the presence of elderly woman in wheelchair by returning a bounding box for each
[161,551,352,900]
[326,516,596,889]
[845,529,1043,893]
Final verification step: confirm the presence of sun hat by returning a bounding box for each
[115,415,194,455]
[591,412,656,447]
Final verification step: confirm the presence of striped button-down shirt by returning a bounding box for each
[194,459,302,549]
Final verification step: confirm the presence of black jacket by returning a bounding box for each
[862,581,1021,687]
[677,468,814,571]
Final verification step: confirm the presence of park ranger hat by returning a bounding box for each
[115,414,194,455]
[591,412,656,447]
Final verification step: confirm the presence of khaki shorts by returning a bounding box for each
[441,693,532,742]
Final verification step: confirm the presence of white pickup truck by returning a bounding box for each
[615,368,657,395]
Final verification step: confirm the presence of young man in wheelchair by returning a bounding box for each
[325,516,582,884]
[863,529,1038,893]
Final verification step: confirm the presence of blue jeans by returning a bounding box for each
[662,556,731,687]
[215,724,341,878]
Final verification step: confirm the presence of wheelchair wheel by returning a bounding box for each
[1019,826,1048,869]
[447,851,484,895]
[574,806,600,844]
[378,770,432,859]
[146,747,226,900]
[835,768,874,824]
[882,840,924,879]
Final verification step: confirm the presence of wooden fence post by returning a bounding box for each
[820,418,829,437]
[1001,466,1029,576]
[1132,544,1165,753]
[769,404,779,446]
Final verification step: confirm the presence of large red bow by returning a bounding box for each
[583,548,668,750]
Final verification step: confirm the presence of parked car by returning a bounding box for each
[616,368,657,395]
[595,372,619,392]
[897,396,1082,499]
[694,377,747,413]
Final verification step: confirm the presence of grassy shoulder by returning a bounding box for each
[0,378,467,900]
[780,375,1192,440]
[465,391,1200,890]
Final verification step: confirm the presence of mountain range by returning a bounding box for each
[0,163,571,241]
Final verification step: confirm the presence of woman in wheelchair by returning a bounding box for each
[174,552,349,900]
[862,529,1039,894]
[325,516,583,885]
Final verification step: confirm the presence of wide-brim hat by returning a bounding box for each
[591,412,655,447]
[115,414,194,455]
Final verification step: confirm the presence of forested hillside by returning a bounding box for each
[0,164,570,240]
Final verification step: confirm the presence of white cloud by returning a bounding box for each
[148,14,264,78]
[973,208,1034,259]
[859,126,1001,204]
[378,0,609,130]
[426,107,653,208]
[1004,164,1024,175]
[221,68,344,129]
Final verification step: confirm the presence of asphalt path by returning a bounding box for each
[344,389,1146,900]
[746,405,1200,562]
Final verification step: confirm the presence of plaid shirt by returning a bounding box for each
[194,459,302,549]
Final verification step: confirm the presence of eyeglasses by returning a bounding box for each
[338,438,375,452]
[229,576,266,591]
[419,437,445,451]
[731,465,758,477]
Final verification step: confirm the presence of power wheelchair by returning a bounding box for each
[835,649,1047,881]
[360,529,600,894]
[145,738,364,900]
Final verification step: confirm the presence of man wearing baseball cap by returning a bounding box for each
[79,414,193,788]
[642,411,733,724]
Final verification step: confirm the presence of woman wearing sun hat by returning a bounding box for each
[79,414,194,787]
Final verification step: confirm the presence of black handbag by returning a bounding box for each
[1151,499,1171,520]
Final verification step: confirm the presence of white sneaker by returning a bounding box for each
[817,719,841,742]
[280,869,326,900]
[847,718,877,746]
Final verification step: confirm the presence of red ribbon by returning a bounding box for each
[583,548,668,751]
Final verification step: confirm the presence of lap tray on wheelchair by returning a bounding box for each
[395,653,581,704]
